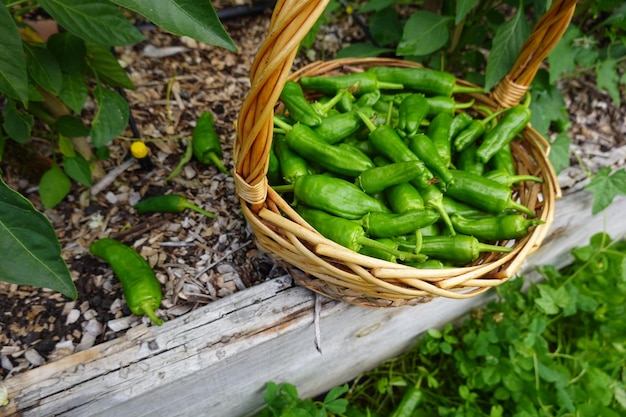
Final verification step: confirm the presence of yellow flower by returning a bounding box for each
[130,141,149,159]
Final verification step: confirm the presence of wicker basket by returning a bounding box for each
[234,0,574,307]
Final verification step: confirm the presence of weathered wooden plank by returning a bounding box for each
[1,191,625,417]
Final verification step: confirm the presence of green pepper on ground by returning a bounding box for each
[90,238,164,326]
[192,111,229,175]
[134,194,215,218]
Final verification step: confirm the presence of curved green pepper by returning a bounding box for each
[293,174,390,220]
[274,133,309,184]
[483,169,544,187]
[192,111,228,174]
[280,80,322,127]
[366,66,484,96]
[134,194,215,218]
[90,238,163,326]
[386,182,425,213]
[355,161,424,194]
[455,145,485,176]
[450,213,545,241]
[300,72,404,96]
[427,112,454,168]
[425,96,474,117]
[398,94,429,138]
[419,234,511,265]
[358,209,440,238]
[407,133,454,185]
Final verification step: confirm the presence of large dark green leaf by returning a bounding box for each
[86,43,135,90]
[2,100,34,144]
[90,87,129,147]
[0,6,28,103]
[456,0,478,24]
[484,3,530,92]
[110,0,236,51]
[397,11,453,57]
[0,176,76,298]
[59,72,89,114]
[24,44,63,95]
[38,0,145,47]
[47,32,87,75]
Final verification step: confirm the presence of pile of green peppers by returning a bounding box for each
[269,67,544,268]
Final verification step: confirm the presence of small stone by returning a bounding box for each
[24,349,45,366]
[65,309,81,325]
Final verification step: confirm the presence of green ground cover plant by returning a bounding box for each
[257,232,626,416]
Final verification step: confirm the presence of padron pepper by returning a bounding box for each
[418,234,512,265]
[280,80,322,126]
[313,111,363,144]
[359,237,427,263]
[397,93,430,137]
[386,182,425,213]
[445,170,536,217]
[476,94,532,164]
[90,238,164,326]
[455,145,485,176]
[357,209,440,238]
[483,169,544,187]
[407,133,454,186]
[453,106,507,153]
[366,66,484,97]
[489,142,517,176]
[299,72,404,96]
[274,116,374,177]
[134,194,215,218]
[450,213,545,241]
[192,111,229,174]
[286,174,390,220]
[425,96,474,117]
[296,205,426,263]
[427,112,454,168]
[355,160,425,194]
[447,112,473,143]
[273,133,309,184]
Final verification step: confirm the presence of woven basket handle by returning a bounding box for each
[234,0,576,207]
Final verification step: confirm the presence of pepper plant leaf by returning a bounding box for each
[596,57,621,106]
[90,86,129,148]
[110,0,236,51]
[0,176,77,299]
[484,2,530,91]
[548,132,571,175]
[585,167,626,215]
[39,163,72,210]
[38,0,145,47]
[2,99,34,144]
[456,0,478,25]
[0,5,28,104]
[58,72,89,114]
[397,11,453,57]
[86,43,135,90]
[62,153,92,187]
[24,44,63,95]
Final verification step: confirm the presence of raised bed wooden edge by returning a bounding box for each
[1,191,625,417]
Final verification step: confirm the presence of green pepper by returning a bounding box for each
[483,169,544,187]
[397,94,429,137]
[455,145,485,176]
[386,182,425,213]
[447,112,473,143]
[291,174,390,220]
[453,107,507,153]
[427,112,454,168]
[419,234,512,265]
[441,196,489,218]
[445,170,536,217]
[134,194,215,218]
[358,209,440,238]
[192,111,228,174]
[273,134,309,184]
[451,213,545,241]
[90,238,164,326]
[355,89,381,107]
[274,117,374,177]
[425,96,474,117]
[476,94,532,164]
[407,133,454,185]
[404,259,447,269]
[267,146,282,185]
[366,66,484,96]
[355,160,425,194]
[279,80,322,127]
[489,142,517,176]
[313,111,363,144]
[296,205,426,262]
[342,136,378,157]
[359,237,427,263]
[300,72,404,96]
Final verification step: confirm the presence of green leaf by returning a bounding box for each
[90,87,129,147]
[0,6,28,103]
[38,0,145,47]
[39,164,71,210]
[397,11,453,57]
[585,167,626,215]
[596,58,621,106]
[535,285,560,314]
[548,132,571,174]
[62,153,92,187]
[24,44,64,95]
[359,0,396,13]
[335,43,394,59]
[369,7,403,47]
[47,32,87,74]
[456,0,478,25]
[530,70,569,135]
[54,115,90,137]
[484,3,531,91]
[110,0,236,51]
[0,176,76,298]
[58,135,76,157]
[548,25,579,83]
[59,72,89,114]
[2,100,34,144]
[86,43,135,90]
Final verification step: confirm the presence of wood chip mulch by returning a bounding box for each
[1,4,624,379]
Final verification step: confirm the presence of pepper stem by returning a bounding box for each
[413,229,423,255]
[358,236,427,263]
[508,174,544,184]
[273,116,293,133]
[507,199,536,218]
[477,242,512,254]
[313,89,347,116]
[181,199,216,218]
[271,184,295,193]
[378,81,405,91]
[139,302,164,326]
[451,85,485,95]
[455,98,475,110]
[356,110,377,133]
[205,152,229,175]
